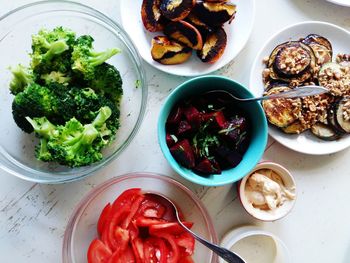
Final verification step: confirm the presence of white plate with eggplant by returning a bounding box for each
[249,21,350,155]
[120,0,255,76]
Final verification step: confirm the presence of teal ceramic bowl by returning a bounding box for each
[158,75,268,186]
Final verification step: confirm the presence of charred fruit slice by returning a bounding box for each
[141,0,166,32]
[197,27,227,63]
[262,86,302,128]
[151,36,192,65]
[170,139,195,168]
[164,20,203,50]
[281,120,307,134]
[193,2,236,27]
[160,0,196,21]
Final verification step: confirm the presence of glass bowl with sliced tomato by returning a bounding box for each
[62,172,218,263]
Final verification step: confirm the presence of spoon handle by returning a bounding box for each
[249,85,328,101]
[178,222,245,263]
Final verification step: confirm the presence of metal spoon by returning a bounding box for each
[145,192,246,263]
[206,85,328,102]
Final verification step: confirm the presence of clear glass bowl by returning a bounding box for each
[62,173,219,263]
[0,1,147,183]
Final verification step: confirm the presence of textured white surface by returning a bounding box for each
[0,1,349,262]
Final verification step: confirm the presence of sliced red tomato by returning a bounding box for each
[175,232,195,256]
[121,195,145,229]
[135,217,166,227]
[87,239,112,263]
[131,238,144,263]
[108,245,135,263]
[152,233,179,263]
[178,256,194,263]
[144,237,168,263]
[149,222,193,236]
[137,197,166,218]
[97,203,112,236]
[102,189,143,251]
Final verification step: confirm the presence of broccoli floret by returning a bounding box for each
[12,83,58,133]
[31,27,76,74]
[9,64,34,95]
[26,107,112,167]
[89,63,123,104]
[41,71,71,86]
[71,35,120,80]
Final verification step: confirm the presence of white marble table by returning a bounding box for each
[0,0,349,262]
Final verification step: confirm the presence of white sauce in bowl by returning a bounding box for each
[230,234,277,263]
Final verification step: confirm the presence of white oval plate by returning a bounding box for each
[120,0,255,76]
[326,0,350,7]
[249,21,350,155]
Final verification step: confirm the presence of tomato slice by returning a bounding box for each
[144,237,168,263]
[149,222,193,236]
[131,238,144,263]
[152,233,179,263]
[102,189,143,251]
[178,256,194,263]
[175,232,195,256]
[121,195,144,229]
[87,239,112,263]
[108,245,135,263]
[135,217,166,227]
[137,197,166,218]
[97,203,112,236]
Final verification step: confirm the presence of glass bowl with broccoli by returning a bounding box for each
[0,1,147,183]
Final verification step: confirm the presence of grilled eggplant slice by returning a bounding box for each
[262,86,302,128]
[302,34,332,51]
[160,0,196,21]
[311,122,340,141]
[282,120,307,134]
[302,34,332,66]
[327,102,345,134]
[197,27,227,63]
[151,36,192,65]
[335,98,350,133]
[164,20,203,50]
[193,2,236,27]
[268,41,316,84]
[141,0,166,32]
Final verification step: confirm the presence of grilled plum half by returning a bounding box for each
[164,20,203,50]
[151,36,192,65]
[197,27,227,63]
[141,0,167,32]
[160,0,196,21]
[193,2,236,27]
[268,41,316,84]
[302,34,332,66]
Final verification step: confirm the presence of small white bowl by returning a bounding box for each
[220,226,291,263]
[239,162,297,221]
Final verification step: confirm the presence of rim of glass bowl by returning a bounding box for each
[0,0,147,184]
[62,172,219,263]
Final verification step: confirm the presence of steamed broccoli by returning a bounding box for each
[89,63,123,104]
[26,107,112,167]
[12,83,58,133]
[71,35,120,80]
[9,64,34,95]
[31,27,76,74]
[41,71,71,86]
